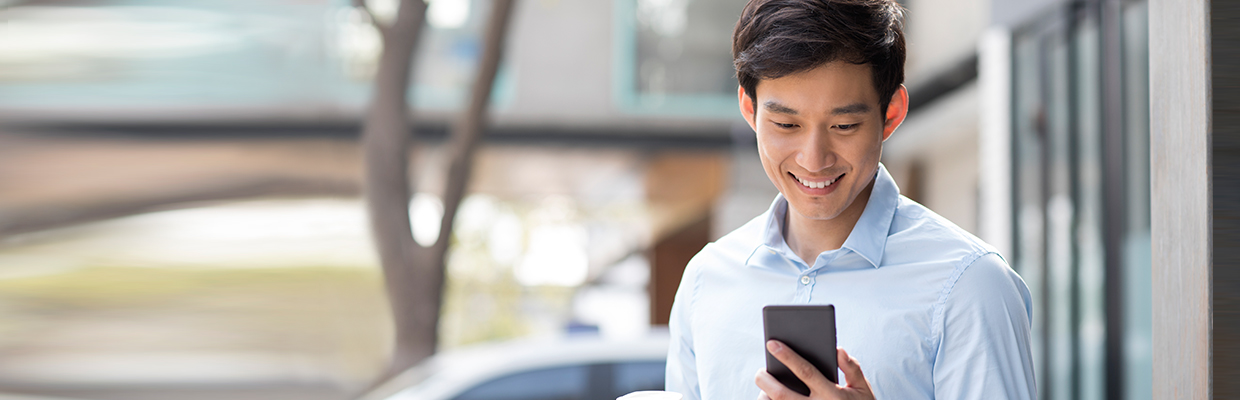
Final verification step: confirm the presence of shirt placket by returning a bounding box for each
[797,252,840,302]
[792,269,817,303]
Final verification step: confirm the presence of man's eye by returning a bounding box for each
[835,123,859,130]
[773,122,797,129]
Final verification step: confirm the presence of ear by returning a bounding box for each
[881,85,909,142]
[739,86,758,132]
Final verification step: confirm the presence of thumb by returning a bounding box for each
[837,348,871,391]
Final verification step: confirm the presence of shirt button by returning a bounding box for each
[800,276,811,285]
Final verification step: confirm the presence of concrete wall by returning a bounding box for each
[502,0,618,125]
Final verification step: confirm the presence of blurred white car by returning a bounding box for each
[359,331,669,400]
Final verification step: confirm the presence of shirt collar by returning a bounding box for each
[759,163,900,269]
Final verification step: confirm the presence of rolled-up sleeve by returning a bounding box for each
[932,252,1037,400]
[666,258,701,400]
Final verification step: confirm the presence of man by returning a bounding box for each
[664,0,1036,399]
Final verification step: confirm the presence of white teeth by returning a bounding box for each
[797,176,837,189]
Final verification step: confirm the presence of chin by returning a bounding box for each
[786,197,847,221]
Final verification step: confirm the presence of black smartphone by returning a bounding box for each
[762,304,838,396]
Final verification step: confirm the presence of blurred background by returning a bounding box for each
[0,0,1150,400]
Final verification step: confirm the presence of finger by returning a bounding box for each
[757,390,772,400]
[755,368,805,400]
[837,348,871,391]
[767,340,835,394]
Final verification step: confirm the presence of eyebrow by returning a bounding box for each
[831,103,871,115]
[763,101,798,115]
[762,101,872,116]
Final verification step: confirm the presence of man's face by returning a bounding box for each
[739,62,907,223]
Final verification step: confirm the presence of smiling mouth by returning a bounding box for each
[790,172,842,189]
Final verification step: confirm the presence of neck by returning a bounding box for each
[784,179,875,266]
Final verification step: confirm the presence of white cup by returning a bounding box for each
[617,391,683,400]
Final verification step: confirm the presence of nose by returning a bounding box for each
[795,128,836,172]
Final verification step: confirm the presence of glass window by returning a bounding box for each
[1121,2,1152,400]
[1070,11,1106,400]
[634,0,740,97]
[452,365,589,400]
[613,0,748,117]
[1006,1,1151,399]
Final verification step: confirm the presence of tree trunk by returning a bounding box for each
[361,0,519,376]
[359,0,431,374]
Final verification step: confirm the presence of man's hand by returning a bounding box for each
[755,340,875,400]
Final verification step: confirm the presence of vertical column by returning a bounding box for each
[1212,1,1240,397]
[978,28,1014,259]
[1150,0,1211,397]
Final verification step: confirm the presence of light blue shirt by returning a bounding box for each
[666,164,1035,400]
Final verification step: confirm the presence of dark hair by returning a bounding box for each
[732,0,906,113]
